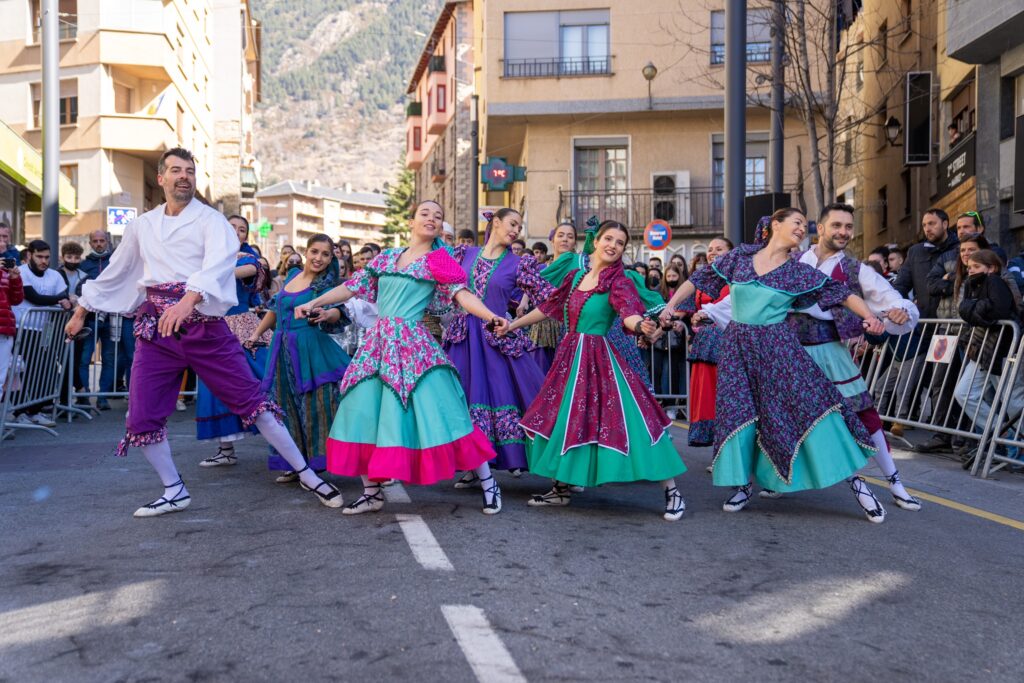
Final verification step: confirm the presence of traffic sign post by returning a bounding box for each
[643,219,672,251]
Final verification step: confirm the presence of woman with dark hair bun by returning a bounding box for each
[247,233,351,481]
[661,209,893,523]
[297,200,510,515]
[501,220,688,521]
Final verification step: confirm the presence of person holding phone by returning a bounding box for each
[247,233,350,482]
[0,239,24,410]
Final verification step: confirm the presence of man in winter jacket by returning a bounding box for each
[891,209,963,453]
[78,230,120,409]
[892,208,959,317]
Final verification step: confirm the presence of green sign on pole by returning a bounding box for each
[257,219,272,238]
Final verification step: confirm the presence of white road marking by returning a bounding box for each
[442,605,526,683]
[383,481,411,503]
[395,514,453,571]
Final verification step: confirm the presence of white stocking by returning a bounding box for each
[473,462,499,505]
[254,412,320,489]
[870,429,910,499]
[142,439,188,499]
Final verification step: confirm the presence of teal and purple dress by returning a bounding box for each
[688,244,875,492]
[261,274,350,471]
[326,248,494,484]
[195,253,268,442]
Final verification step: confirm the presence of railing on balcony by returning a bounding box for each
[503,57,612,79]
[240,166,259,193]
[406,101,422,117]
[710,42,771,65]
[428,55,446,73]
[557,187,738,232]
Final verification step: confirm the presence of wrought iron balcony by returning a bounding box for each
[406,101,422,117]
[503,56,612,79]
[428,55,446,73]
[556,187,729,233]
[710,42,771,65]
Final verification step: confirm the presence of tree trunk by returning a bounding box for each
[793,0,825,213]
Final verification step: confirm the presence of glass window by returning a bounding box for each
[504,10,610,78]
[574,144,628,225]
[710,9,772,65]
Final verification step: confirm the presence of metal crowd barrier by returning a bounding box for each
[0,307,74,441]
[977,334,1024,478]
[69,312,133,405]
[644,325,690,420]
[854,318,1021,472]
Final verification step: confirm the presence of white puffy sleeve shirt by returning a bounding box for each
[78,199,240,317]
[797,250,919,336]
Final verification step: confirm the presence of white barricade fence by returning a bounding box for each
[855,318,1020,469]
[978,334,1024,478]
[70,312,132,403]
[0,307,74,439]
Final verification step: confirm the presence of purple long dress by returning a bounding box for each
[443,245,554,470]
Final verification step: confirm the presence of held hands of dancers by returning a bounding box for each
[488,317,511,337]
[861,315,885,335]
[884,308,910,326]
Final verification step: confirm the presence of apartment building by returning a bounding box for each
[833,0,942,253]
[0,0,220,237]
[255,180,388,264]
[405,1,475,235]
[211,0,261,222]
[941,1,1024,250]
[404,1,817,260]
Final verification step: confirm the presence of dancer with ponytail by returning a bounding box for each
[500,221,688,521]
[444,208,553,483]
[661,208,890,523]
[194,215,273,467]
[247,233,350,482]
[296,200,509,515]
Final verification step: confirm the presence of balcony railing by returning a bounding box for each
[428,55,446,73]
[558,187,737,233]
[503,57,612,79]
[406,101,422,117]
[710,42,771,65]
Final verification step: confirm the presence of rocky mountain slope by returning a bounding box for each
[252,0,442,191]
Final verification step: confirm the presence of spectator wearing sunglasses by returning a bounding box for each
[956,211,1006,263]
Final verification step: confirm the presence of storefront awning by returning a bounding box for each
[0,119,76,214]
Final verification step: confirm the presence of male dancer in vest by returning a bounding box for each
[65,147,343,517]
[785,203,922,518]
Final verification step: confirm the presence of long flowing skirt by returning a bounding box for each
[711,321,874,492]
[266,350,340,472]
[522,334,686,487]
[688,361,717,447]
[446,318,546,470]
[326,367,494,485]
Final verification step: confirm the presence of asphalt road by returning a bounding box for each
[1,404,1023,682]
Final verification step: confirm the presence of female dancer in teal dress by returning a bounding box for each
[660,209,890,522]
[502,221,688,521]
[248,233,350,482]
[296,200,510,515]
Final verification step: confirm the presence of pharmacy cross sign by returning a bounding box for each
[481,157,526,192]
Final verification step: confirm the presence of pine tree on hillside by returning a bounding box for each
[383,157,414,237]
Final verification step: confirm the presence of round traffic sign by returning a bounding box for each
[643,219,672,250]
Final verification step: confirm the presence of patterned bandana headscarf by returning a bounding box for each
[753,215,772,246]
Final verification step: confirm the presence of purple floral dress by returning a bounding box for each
[688,245,875,492]
[443,245,554,470]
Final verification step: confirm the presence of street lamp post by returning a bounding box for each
[724,0,747,246]
[41,0,60,252]
[642,62,658,110]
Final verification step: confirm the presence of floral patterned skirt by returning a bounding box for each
[710,320,874,489]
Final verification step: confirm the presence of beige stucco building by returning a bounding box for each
[210,0,261,222]
[0,0,249,238]
[255,180,389,264]
[407,0,816,262]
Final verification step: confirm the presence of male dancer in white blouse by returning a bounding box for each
[65,147,343,517]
